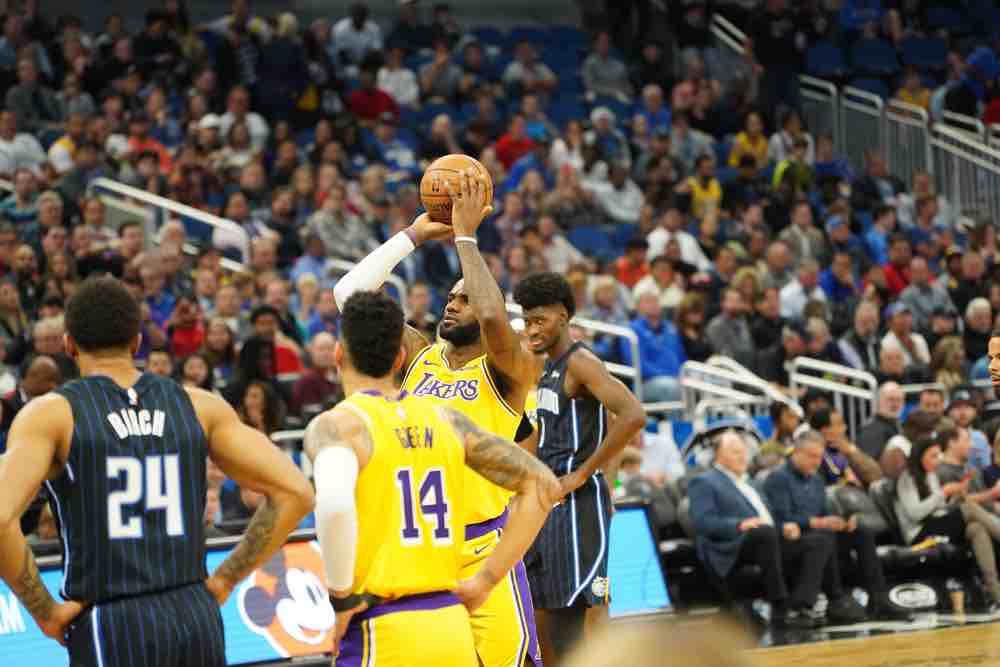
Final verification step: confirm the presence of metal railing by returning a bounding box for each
[91,177,251,268]
[678,359,798,421]
[931,124,1000,226]
[840,86,885,171]
[941,110,986,141]
[990,124,1000,151]
[788,357,878,442]
[885,99,932,179]
[800,75,840,152]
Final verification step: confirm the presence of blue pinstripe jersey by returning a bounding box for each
[534,342,606,476]
[47,373,208,603]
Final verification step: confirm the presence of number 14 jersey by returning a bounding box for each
[342,390,466,599]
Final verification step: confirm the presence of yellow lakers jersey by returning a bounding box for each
[401,343,522,525]
[342,391,466,599]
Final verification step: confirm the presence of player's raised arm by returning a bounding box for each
[450,169,543,385]
[440,406,560,611]
[192,388,315,604]
[332,213,449,363]
[0,395,84,644]
[302,406,373,598]
[562,349,646,495]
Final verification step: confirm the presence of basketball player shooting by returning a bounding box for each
[513,272,646,663]
[333,162,548,667]
[0,276,315,665]
[302,290,560,666]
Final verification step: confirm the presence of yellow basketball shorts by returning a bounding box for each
[336,592,477,667]
[463,510,543,667]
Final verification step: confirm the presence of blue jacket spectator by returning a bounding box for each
[619,290,687,402]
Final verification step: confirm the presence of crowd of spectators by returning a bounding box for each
[3,0,1000,601]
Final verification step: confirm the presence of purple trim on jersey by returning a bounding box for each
[359,389,409,402]
[464,507,509,540]
[353,591,460,624]
[336,621,364,667]
[514,560,544,666]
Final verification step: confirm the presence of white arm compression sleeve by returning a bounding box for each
[313,446,360,591]
[333,232,416,309]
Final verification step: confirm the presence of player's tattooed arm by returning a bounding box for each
[442,407,560,506]
[213,500,279,589]
[13,544,55,620]
[303,407,374,465]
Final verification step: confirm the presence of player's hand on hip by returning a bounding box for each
[456,572,493,613]
[447,168,493,237]
[40,600,85,646]
[408,212,453,245]
[205,574,234,606]
[331,599,368,659]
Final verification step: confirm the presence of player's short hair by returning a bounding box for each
[65,276,140,352]
[340,291,404,378]
[513,272,576,317]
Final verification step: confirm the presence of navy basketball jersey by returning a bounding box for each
[534,342,606,475]
[47,373,208,603]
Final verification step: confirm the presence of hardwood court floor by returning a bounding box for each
[748,619,1000,667]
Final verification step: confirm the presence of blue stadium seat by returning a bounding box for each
[850,77,890,99]
[509,26,550,47]
[714,136,733,166]
[850,38,900,77]
[558,75,585,96]
[925,6,967,34]
[470,26,505,47]
[548,100,587,126]
[550,26,589,49]
[806,41,849,79]
[900,36,948,70]
[612,224,640,252]
[715,166,738,185]
[567,225,612,258]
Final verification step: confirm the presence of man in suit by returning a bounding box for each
[688,430,833,628]
[764,430,910,622]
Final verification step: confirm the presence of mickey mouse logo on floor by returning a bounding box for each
[237,542,337,657]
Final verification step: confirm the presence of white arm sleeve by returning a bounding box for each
[313,446,360,591]
[333,232,416,309]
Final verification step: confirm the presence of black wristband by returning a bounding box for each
[329,592,383,612]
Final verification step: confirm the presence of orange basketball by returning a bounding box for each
[420,154,494,225]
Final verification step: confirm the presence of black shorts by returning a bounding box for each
[68,582,226,667]
[526,473,612,610]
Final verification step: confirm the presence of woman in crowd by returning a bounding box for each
[238,379,285,435]
[674,291,712,362]
[176,352,214,391]
[201,317,237,391]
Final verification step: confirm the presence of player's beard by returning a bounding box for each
[439,320,481,347]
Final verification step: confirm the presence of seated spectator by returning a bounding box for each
[332,2,383,65]
[669,112,714,174]
[419,37,463,104]
[176,352,214,392]
[853,150,905,212]
[237,379,286,434]
[494,114,536,172]
[201,317,237,389]
[947,387,992,472]
[880,409,939,479]
[291,332,343,419]
[680,155,721,220]
[457,40,501,101]
[0,168,38,225]
[771,136,814,198]
[756,322,809,387]
[778,201,827,268]
[944,47,998,119]
[899,256,955,335]
[931,336,966,393]
[5,57,62,136]
[895,66,930,110]
[619,288,687,403]
[750,286,784,349]
[925,305,958,353]
[502,41,557,98]
[964,298,992,366]
[581,276,629,331]
[780,259,826,321]
[671,52,721,112]
[764,429,907,621]
[670,292,708,363]
[728,111,768,172]
[248,305,303,375]
[809,408,882,487]
[378,45,419,109]
[896,171,953,230]
[348,63,399,126]
[0,109,46,179]
[881,301,930,366]
[0,354,61,438]
[647,207,712,273]
[950,251,989,318]
[585,161,643,226]
[146,348,174,377]
[306,185,377,263]
[614,237,649,289]
[688,430,833,629]
[864,205,898,266]
[633,256,684,311]
[404,282,437,341]
[936,421,1000,511]
[582,31,632,102]
[767,110,814,167]
[857,381,903,460]
[758,401,802,470]
[706,288,755,370]
[166,292,205,358]
[895,431,1000,612]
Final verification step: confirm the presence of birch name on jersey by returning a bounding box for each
[410,373,480,401]
[107,408,167,439]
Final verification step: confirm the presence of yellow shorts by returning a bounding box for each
[463,513,542,667]
[336,593,477,667]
